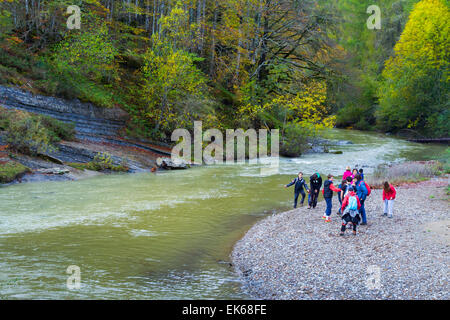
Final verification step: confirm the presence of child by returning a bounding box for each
[337,176,353,215]
[340,186,362,236]
[322,174,342,222]
[351,168,358,179]
[359,168,365,180]
[382,181,396,218]
[285,172,310,208]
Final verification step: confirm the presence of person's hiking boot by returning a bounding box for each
[352,230,357,236]
[322,215,327,220]
[388,215,393,219]
[360,222,367,226]
[307,206,311,209]
[339,232,345,236]
[325,217,331,223]
[382,213,388,217]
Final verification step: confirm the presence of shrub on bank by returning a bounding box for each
[0,106,75,155]
[0,161,30,183]
[66,153,129,173]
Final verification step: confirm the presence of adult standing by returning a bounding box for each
[308,173,322,209]
[285,172,310,208]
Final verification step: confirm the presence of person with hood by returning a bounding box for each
[285,172,310,208]
[354,174,368,225]
[339,186,362,236]
[308,172,322,209]
[382,181,396,218]
[338,176,353,215]
[342,166,353,181]
[322,174,342,222]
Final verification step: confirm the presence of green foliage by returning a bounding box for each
[377,0,450,137]
[280,123,311,157]
[0,107,75,155]
[139,3,208,139]
[0,161,30,183]
[67,153,129,172]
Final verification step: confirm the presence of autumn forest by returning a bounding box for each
[0,0,448,156]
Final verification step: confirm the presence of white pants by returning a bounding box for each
[384,199,394,217]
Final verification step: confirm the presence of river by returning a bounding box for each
[0,129,446,299]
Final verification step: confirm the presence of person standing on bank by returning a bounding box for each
[354,174,368,225]
[308,173,323,209]
[322,174,342,223]
[285,172,310,208]
[382,181,396,218]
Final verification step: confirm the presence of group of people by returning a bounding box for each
[285,166,397,236]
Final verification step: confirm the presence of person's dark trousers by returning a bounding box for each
[341,213,359,232]
[359,199,367,223]
[325,197,332,216]
[309,189,320,208]
[294,190,306,208]
[337,190,342,214]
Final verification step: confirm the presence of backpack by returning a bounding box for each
[358,180,371,197]
[348,195,358,210]
[364,181,371,196]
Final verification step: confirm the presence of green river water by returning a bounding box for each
[0,129,446,299]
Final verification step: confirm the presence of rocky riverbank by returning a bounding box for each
[231,177,449,300]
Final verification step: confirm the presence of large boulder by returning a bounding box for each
[156,157,189,170]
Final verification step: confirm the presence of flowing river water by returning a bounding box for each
[0,129,447,299]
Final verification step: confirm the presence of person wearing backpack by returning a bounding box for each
[322,174,342,223]
[354,174,369,225]
[382,181,396,218]
[308,173,323,209]
[339,186,362,236]
[337,176,353,215]
[285,172,310,208]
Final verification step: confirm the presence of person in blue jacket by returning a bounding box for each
[285,172,310,208]
[353,174,368,225]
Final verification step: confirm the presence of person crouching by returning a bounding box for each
[340,186,362,236]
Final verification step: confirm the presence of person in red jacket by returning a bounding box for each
[340,186,362,236]
[382,181,396,218]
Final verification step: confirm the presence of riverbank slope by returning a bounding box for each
[231,177,449,299]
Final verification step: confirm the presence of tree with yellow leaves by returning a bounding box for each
[377,0,449,137]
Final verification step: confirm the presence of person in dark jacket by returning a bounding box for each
[337,176,353,215]
[322,174,342,222]
[354,174,368,225]
[285,172,309,208]
[308,172,322,209]
[359,168,365,180]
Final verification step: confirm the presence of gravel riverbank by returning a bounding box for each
[231,177,449,300]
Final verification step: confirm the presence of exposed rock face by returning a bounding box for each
[0,85,129,136]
